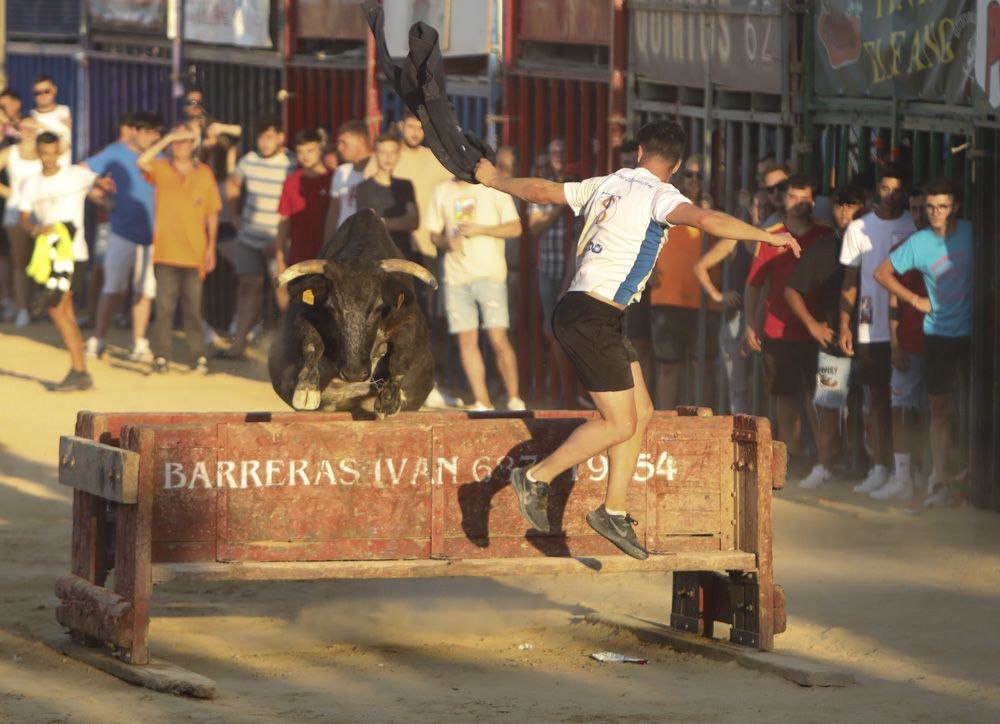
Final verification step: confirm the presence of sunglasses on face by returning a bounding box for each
[184,99,204,107]
[684,169,703,179]
[766,181,789,193]
[33,88,53,97]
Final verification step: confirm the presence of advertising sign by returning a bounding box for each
[632,0,783,95]
[380,0,490,57]
[814,0,976,105]
[296,0,367,41]
[974,0,1000,107]
[89,0,166,32]
[184,0,272,48]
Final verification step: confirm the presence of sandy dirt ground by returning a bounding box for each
[1,323,998,724]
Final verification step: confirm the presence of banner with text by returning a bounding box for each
[89,0,166,32]
[631,0,784,95]
[974,0,1000,107]
[814,0,976,105]
[184,0,272,48]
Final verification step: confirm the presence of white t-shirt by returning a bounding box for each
[563,167,690,305]
[330,161,367,228]
[424,179,520,285]
[2,145,43,224]
[19,165,97,261]
[32,104,73,164]
[839,210,917,343]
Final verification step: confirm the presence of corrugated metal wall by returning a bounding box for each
[189,57,283,152]
[86,55,174,151]
[6,0,80,39]
[285,64,366,138]
[379,80,489,140]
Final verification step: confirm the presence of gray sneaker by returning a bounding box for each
[50,369,93,392]
[586,505,649,560]
[509,466,550,532]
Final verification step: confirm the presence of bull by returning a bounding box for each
[268,209,437,418]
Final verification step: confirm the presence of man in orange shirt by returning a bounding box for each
[648,156,721,410]
[137,125,222,374]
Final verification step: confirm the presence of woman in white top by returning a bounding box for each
[0,120,43,326]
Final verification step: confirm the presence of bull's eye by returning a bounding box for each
[380,304,392,319]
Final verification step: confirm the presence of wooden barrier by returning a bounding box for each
[56,408,786,684]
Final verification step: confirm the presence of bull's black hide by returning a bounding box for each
[268,210,437,418]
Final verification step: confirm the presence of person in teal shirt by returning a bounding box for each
[874,179,972,507]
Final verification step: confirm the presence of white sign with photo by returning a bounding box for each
[184,0,272,48]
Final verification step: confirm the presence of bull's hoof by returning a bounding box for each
[375,383,402,419]
[292,384,322,410]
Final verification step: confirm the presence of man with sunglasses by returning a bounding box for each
[648,156,721,411]
[30,74,71,166]
[839,163,916,496]
[874,179,971,507]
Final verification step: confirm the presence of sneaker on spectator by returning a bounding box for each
[128,338,154,363]
[194,356,209,375]
[202,320,220,347]
[870,475,913,501]
[50,368,93,392]
[247,321,264,345]
[152,357,168,374]
[853,465,889,494]
[923,484,955,509]
[423,386,464,409]
[1,298,16,321]
[798,464,831,490]
[84,336,105,359]
[468,401,494,412]
[14,308,30,328]
[506,396,527,411]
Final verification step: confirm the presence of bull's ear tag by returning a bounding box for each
[396,293,404,309]
[302,289,315,305]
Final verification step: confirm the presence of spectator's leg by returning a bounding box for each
[655,362,684,410]
[869,384,893,468]
[131,244,156,346]
[48,291,86,372]
[180,268,207,362]
[6,225,33,314]
[151,265,181,361]
[486,327,520,403]
[817,407,840,469]
[774,394,801,453]
[230,273,264,355]
[929,392,951,483]
[457,329,491,406]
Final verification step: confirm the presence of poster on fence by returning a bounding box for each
[974,0,1000,107]
[184,0,272,48]
[89,0,166,32]
[631,0,784,95]
[814,0,976,105]
[296,0,368,40]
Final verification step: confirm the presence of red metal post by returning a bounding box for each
[608,0,628,171]
[596,82,609,175]
[580,82,594,177]
[281,0,295,134]
[366,28,380,143]
[516,73,532,396]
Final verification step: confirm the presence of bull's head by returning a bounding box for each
[277,257,438,383]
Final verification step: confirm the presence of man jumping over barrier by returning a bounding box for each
[474,120,798,559]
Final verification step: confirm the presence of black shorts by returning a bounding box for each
[552,292,637,392]
[853,342,891,387]
[625,285,652,341]
[650,304,721,362]
[761,337,818,397]
[925,335,970,396]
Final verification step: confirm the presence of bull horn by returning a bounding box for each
[379,259,439,290]
[275,260,329,288]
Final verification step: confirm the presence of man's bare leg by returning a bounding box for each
[94,291,127,341]
[132,295,153,343]
[486,327,520,402]
[49,292,86,371]
[604,361,654,511]
[457,329,491,406]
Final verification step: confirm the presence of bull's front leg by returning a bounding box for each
[293,319,325,411]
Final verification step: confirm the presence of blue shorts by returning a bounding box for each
[814,351,851,409]
[444,278,510,333]
[891,353,927,408]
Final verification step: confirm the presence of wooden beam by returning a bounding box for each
[55,575,134,649]
[58,436,139,503]
[153,551,757,584]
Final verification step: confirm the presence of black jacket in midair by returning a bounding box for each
[361,0,496,184]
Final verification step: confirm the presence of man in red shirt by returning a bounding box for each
[274,128,331,311]
[744,175,832,453]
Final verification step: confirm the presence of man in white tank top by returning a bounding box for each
[474,119,798,559]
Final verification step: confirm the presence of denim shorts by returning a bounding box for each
[891,352,927,409]
[443,278,510,333]
[814,351,851,409]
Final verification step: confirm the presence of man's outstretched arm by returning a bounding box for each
[475,158,566,205]
[667,203,801,257]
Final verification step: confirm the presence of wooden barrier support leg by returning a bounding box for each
[113,426,155,664]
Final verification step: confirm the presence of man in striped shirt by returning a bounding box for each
[219,114,295,359]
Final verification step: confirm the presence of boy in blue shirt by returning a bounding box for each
[84,112,163,362]
[874,179,972,506]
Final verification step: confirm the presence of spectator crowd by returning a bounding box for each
[0,73,972,507]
